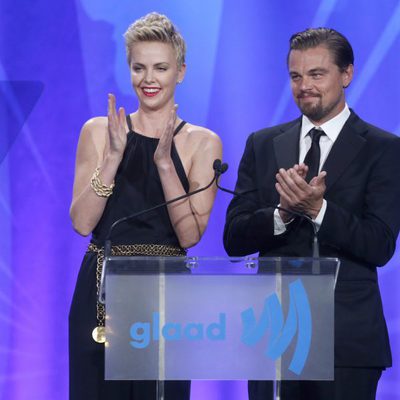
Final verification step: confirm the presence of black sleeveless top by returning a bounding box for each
[91,116,189,246]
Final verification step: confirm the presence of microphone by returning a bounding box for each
[213,159,228,177]
[215,161,320,259]
[98,159,228,303]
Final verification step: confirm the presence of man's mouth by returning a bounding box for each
[298,93,319,99]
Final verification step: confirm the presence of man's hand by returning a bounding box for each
[294,163,308,179]
[275,166,326,220]
[278,164,307,222]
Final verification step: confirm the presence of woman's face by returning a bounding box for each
[129,41,185,111]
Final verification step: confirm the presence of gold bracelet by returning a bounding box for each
[90,167,115,198]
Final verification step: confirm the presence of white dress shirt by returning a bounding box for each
[274,104,351,235]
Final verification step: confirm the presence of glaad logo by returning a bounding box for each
[130,312,226,349]
[241,279,312,375]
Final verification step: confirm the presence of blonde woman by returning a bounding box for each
[69,12,222,400]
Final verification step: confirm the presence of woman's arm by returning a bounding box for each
[155,110,222,249]
[69,94,127,236]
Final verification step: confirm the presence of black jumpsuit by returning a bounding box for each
[69,117,190,399]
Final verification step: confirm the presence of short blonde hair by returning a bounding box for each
[124,12,186,68]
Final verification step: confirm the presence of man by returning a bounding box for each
[224,28,400,400]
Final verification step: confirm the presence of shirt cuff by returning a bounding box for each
[273,207,295,235]
[313,199,327,231]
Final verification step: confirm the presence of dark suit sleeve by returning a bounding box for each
[319,136,400,266]
[223,133,277,256]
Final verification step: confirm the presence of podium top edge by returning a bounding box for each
[104,257,340,276]
[104,256,340,262]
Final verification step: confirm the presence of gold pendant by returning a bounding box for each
[92,326,106,343]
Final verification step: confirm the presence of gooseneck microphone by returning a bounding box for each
[99,159,228,303]
[99,158,319,303]
[214,161,320,259]
[213,159,228,177]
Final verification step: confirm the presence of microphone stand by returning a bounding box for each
[214,162,320,259]
[98,168,219,304]
[215,162,320,400]
[97,160,226,400]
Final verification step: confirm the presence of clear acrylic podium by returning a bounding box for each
[103,256,339,398]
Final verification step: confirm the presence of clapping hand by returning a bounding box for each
[154,105,178,167]
[106,93,127,159]
[276,163,326,220]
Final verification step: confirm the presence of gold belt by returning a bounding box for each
[87,243,186,343]
[87,242,187,257]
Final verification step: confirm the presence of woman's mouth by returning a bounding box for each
[142,87,161,97]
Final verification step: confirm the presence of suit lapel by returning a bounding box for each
[323,112,367,192]
[273,119,301,170]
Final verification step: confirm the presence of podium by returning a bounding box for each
[103,256,339,397]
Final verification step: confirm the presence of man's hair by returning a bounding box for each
[288,28,354,71]
[124,12,186,68]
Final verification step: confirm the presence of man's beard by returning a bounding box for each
[297,96,340,123]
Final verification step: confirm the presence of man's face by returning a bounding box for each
[288,46,353,124]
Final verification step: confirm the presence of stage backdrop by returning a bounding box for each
[1,0,400,399]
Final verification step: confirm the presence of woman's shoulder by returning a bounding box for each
[76,117,109,157]
[78,116,108,145]
[81,116,108,134]
[183,122,221,148]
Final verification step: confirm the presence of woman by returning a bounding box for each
[69,12,222,400]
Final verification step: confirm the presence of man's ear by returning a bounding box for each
[342,64,354,89]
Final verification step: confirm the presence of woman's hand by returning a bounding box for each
[105,93,127,159]
[154,105,178,168]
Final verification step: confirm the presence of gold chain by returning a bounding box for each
[87,243,186,343]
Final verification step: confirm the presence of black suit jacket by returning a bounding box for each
[224,111,400,367]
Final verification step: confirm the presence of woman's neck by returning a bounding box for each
[132,104,181,138]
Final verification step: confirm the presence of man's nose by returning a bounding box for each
[299,76,313,91]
